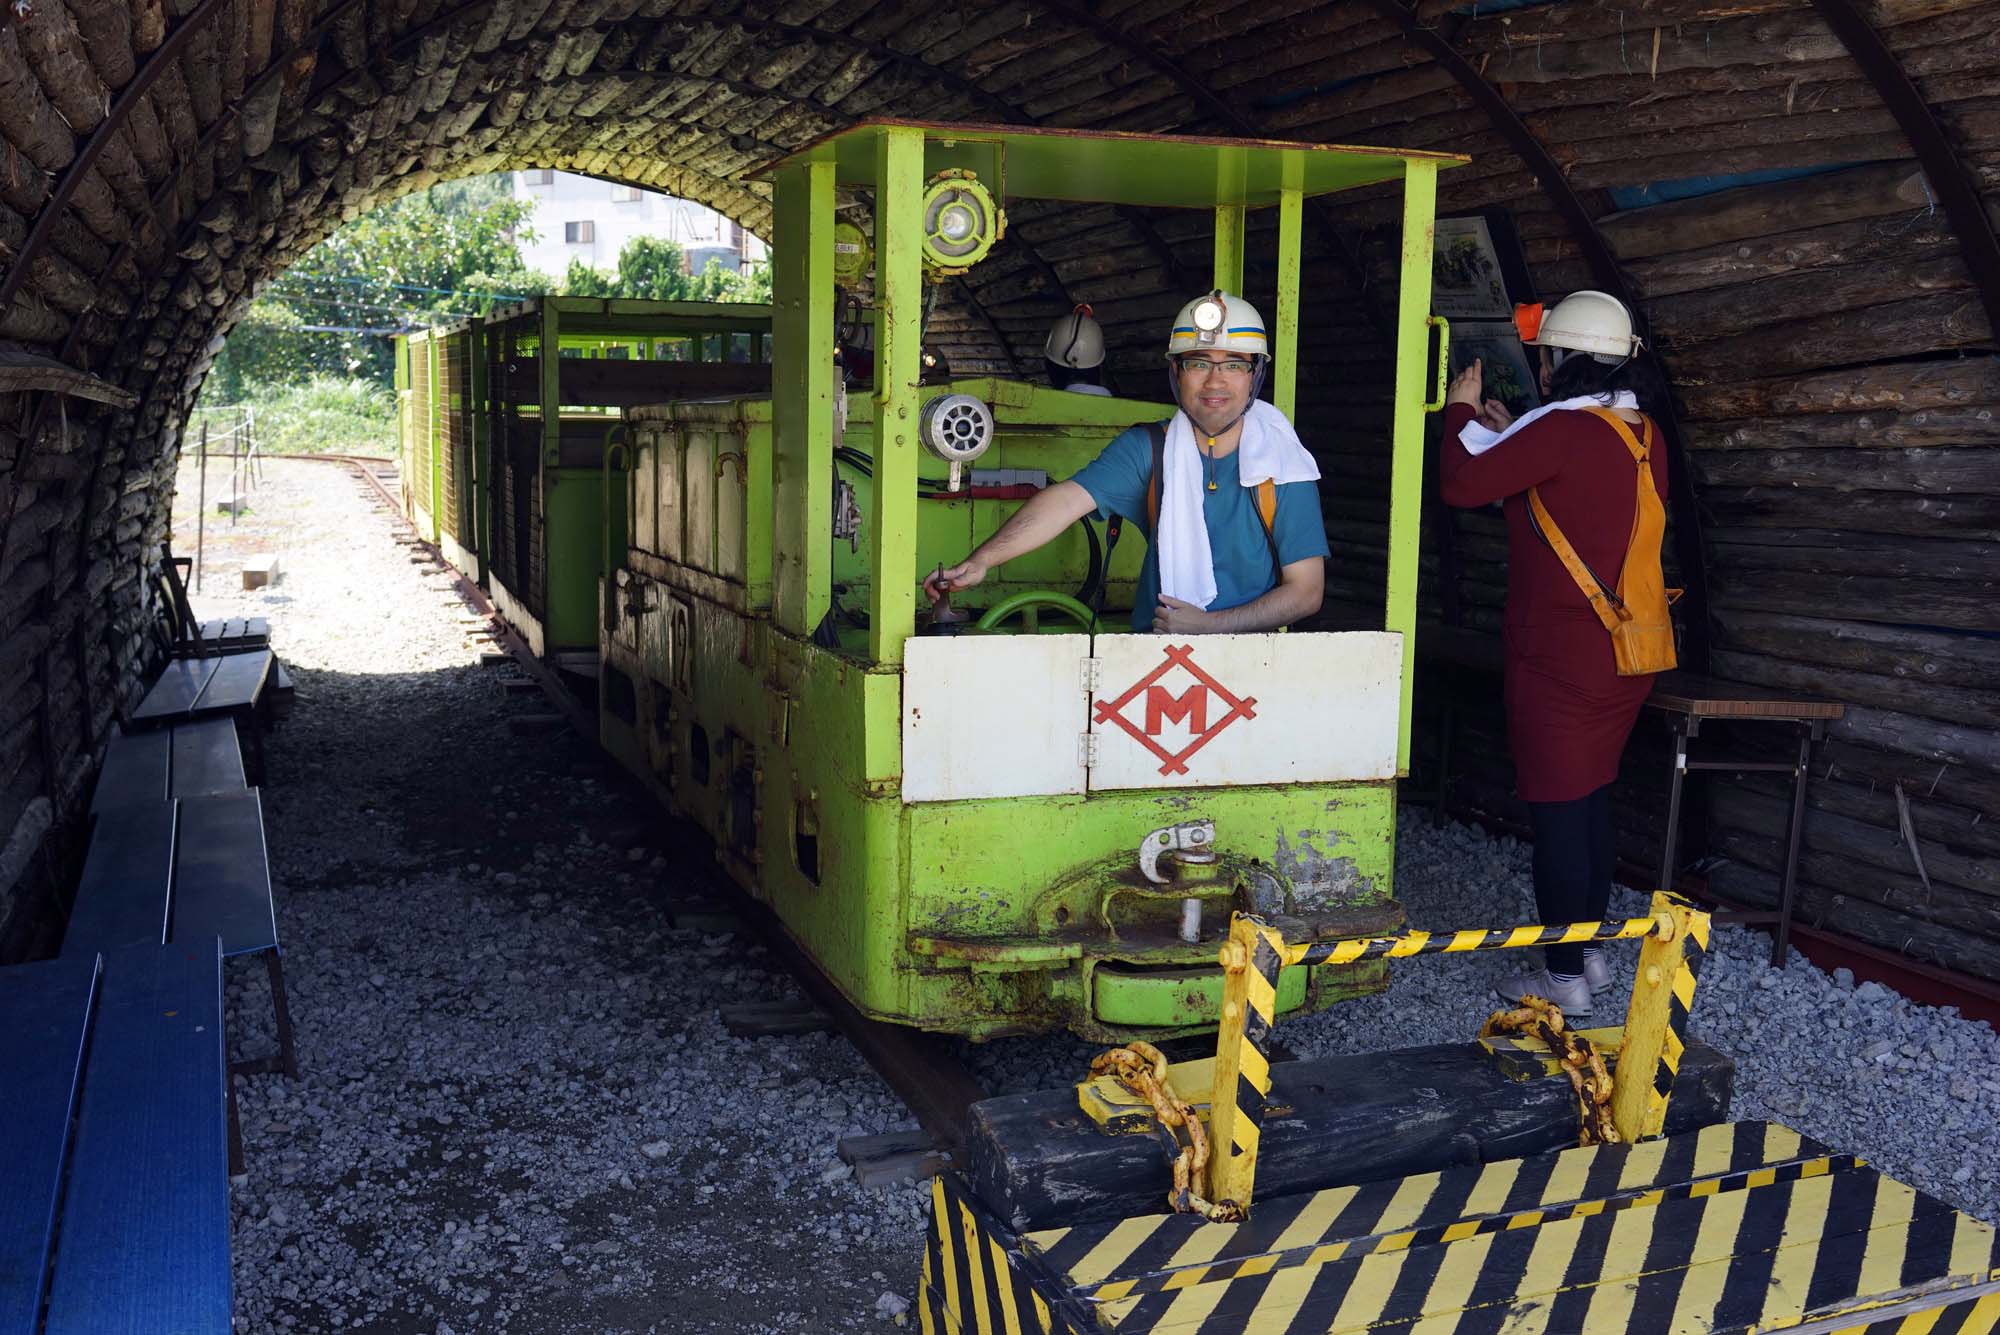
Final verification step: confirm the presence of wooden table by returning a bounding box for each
[1646,673,1846,967]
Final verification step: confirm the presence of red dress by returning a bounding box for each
[1440,402,1669,803]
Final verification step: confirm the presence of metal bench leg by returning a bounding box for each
[267,950,300,1081]
[1771,726,1816,968]
[1659,717,1691,892]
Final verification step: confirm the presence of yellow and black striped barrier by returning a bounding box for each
[1206,891,1708,1214]
[919,1121,2000,1334]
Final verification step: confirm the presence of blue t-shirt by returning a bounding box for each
[1069,423,1331,631]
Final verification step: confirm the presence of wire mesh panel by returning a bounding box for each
[437,333,465,543]
[410,337,434,527]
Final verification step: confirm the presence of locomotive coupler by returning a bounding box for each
[1139,821,1219,943]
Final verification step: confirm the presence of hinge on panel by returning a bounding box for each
[1078,734,1100,768]
[1079,657,1103,694]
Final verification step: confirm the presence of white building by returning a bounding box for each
[511,170,769,280]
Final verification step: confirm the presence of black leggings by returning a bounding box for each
[1528,784,1615,975]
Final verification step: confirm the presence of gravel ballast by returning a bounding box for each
[177,458,1997,1334]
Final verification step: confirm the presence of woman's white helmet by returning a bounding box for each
[1166,290,1267,359]
[1044,304,1105,370]
[1522,290,1642,365]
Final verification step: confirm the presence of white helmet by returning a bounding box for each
[1044,304,1105,369]
[1523,290,1641,365]
[1166,290,1267,359]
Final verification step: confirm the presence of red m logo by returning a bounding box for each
[1144,684,1208,736]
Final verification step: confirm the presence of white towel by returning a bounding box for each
[1456,392,1640,456]
[1158,399,1320,609]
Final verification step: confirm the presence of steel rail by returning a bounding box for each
[1809,0,2000,341]
[1363,0,1713,672]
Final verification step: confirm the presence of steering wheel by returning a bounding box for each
[974,590,1096,634]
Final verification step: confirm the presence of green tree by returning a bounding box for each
[615,236,689,299]
[207,173,545,400]
[562,257,617,297]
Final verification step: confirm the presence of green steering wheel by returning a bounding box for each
[973,590,1096,633]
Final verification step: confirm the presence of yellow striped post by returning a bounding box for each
[1611,891,1710,1143]
[1207,913,1287,1213]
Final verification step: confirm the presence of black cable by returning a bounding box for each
[1076,515,1104,609]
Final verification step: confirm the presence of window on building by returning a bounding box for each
[522,169,554,185]
[610,184,641,203]
[565,220,595,244]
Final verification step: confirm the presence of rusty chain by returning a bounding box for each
[1089,1041,1246,1224]
[1479,996,1619,1146]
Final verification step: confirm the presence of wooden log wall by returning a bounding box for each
[0,0,1997,981]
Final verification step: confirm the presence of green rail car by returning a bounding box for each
[593,121,1467,1041]
[394,297,774,656]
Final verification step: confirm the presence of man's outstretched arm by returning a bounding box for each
[925,480,1100,596]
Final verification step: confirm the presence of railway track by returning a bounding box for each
[317,451,991,1162]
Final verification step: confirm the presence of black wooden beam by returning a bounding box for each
[1364,0,1713,673]
[1810,0,2000,342]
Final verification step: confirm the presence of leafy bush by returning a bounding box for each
[194,376,399,457]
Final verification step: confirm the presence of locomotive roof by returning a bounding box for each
[747,119,1467,209]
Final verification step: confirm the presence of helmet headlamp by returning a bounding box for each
[1191,290,1227,345]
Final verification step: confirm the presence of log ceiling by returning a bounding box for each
[2,0,1999,981]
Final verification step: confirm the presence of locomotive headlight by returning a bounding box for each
[919,393,995,493]
[938,202,977,242]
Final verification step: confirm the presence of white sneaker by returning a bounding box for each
[1583,951,1613,996]
[1494,968,1593,1019]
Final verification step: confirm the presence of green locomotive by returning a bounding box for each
[590,122,1464,1040]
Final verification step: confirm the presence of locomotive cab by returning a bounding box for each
[599,121,1465,1040]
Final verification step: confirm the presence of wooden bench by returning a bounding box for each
[0,943,233,1334]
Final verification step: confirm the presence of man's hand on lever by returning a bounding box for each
[923,558,986,604]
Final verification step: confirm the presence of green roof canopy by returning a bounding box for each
[749,119,1466,209]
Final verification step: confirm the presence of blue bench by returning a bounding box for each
[89,718,248,815]
[173,616,271,657]
[0,943,232,1335]
[66,785,299,1174]
[131,649,273,730]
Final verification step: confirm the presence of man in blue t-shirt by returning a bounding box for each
[924,292,1328,634]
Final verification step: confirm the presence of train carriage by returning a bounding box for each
[395,297,775,659]
[596,121,1467,1041]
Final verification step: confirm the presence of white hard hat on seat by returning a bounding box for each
[1044,304,1105,369]
[1522,290,1641,364]
[1166,291,1267,359]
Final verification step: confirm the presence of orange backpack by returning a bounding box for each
[1526,407,1681,676]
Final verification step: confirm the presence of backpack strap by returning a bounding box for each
[1142,420,1283,577]
[1526,408,1656,634]
[1143,420,1167,537]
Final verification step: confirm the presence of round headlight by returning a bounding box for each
[1192,292,1227,332]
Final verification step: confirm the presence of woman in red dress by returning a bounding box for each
[1439,291,1670,1018]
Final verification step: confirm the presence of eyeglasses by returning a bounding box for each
[1175,357,1256,378]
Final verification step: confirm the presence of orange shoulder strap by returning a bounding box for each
[1582,405,1652,465]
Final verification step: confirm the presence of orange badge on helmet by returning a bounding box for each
[1513,303,1544,344]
